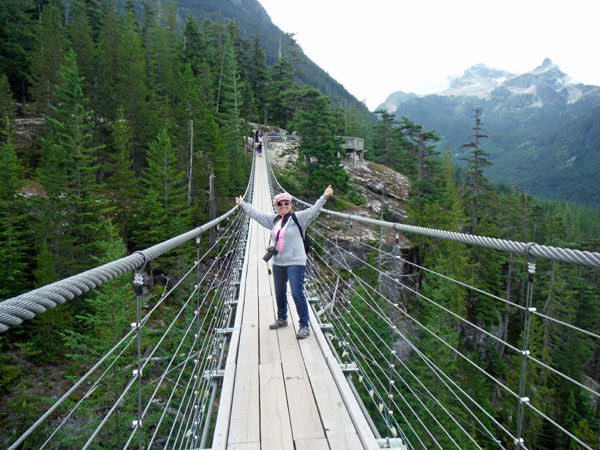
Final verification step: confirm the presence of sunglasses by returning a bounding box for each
[277,201,290,206]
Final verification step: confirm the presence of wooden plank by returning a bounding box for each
[289,293,379,450]
[227,442,260,450]
[228,324,260,445]
[237,323,259,366]
[300,340,357,432]
[212,202,254,450]
[278,319,325,441]
[293,438,330,449]
[258,295,280,365]
[243,257,259,325]
[259,363,294,450]
[325,431,363,449]
[288,302,362,449]
[212,361,237,450]
[256,263,271,297]
[309,315,380,450]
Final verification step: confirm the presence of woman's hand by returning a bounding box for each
[236,196,244,206]
[324,185,333,197]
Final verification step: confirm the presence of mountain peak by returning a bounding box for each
[440,64,513,98]
[541,58,553,68]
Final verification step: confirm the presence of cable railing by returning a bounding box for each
[5,142,599,450]
[264,144,600,450]
[5,153,257,450]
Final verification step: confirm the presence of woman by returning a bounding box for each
[236,185,333,339]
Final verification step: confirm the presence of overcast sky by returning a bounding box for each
[256,0,600,111]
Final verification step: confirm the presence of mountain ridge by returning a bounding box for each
[379,59,600,111]
[377,60,600,205]
[118,0,368,112]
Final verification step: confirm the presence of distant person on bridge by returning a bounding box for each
[236,185,333,339]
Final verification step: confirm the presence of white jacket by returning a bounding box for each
[241,195,328,266]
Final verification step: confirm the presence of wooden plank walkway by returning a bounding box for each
[212,155,380,450]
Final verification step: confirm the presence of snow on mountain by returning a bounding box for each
[440,63,514,99]
[436,59,596,108]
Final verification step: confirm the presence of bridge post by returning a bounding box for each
[515,244,537,449]
[209,169,216,246]
[133,270,144,450]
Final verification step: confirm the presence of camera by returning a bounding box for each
[262,246,278,262]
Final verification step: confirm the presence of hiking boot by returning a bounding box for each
[269,318,288,329]
[297,326,310,340]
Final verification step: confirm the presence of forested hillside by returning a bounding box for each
[115,0,371,112]
[0,3,372,443]
[379,61,600,206]
[0,0,599,448]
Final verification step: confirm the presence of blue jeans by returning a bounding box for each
[272,264,309,327]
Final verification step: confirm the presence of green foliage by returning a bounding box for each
[28,3,67,115]
[368,109,414,176]
[37,48,105,277]
[0,141,30,299]
[0,74,14,140]
[295,94,350,197]
[137,128,189,249]
[347,187,367,206]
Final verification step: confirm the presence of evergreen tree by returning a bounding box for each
[68,0,95,98]
[213,34,250,195]
[28,4,68,114]
[59,220,136,448]
[0,140,30,299]
[118,8,155,174]
[103,107,139,244]
[182,15,206,76]
[37,49,105,277]
[283,32,307,86]
[0,0,40,102]
[399,117,441,198]
[0,75,15,142]
[370,110,412,174]
[345,100,370,139]
[161,0,182,105]
[295,93,349,197]
[247,34,269,122]
[137,128,188,249]
[460,106,492,235]
[91,0,121,123]
[267,58,294,127]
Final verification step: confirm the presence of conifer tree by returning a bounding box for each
[182,15,206,76]
[68,0,95,98]
[0,0,40,102]
[161,0,182,105]
[103,107,139,244]
[345,101,370,139]
[91,1,121,123]
[38,49,105,277]
[283,32,307,86]
[28,4,68,114]
[399,117,440,192]
[248,34,269,122]
[296,93,349,197]
[371,110,411,173]
[60,220,136,447]
[0,75,14,141]
[267,58,294,127]
[460,106,492,235]
[118,8,154,174]
[217,36,247,194]
[137,128,189,249]
[0,140,29,299]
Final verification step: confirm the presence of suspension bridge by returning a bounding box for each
[1,140,600,450]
